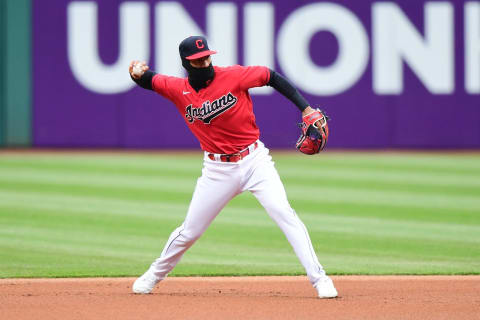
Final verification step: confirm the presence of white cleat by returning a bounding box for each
[314,276,338,299]
[132,270,161,294]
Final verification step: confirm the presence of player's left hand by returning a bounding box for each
[296,107,330,155]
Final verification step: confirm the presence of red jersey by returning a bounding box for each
[152,65,270,154]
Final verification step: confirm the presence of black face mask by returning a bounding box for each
[181,57,215,92]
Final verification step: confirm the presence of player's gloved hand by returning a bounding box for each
[295,108,330,155]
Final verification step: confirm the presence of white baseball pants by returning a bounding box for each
[148,141,327,286]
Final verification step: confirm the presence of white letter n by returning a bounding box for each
[465,2,480,94]
[373,2,454,94]
[155,2,237,77]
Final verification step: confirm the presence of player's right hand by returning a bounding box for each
[129,60,149,79]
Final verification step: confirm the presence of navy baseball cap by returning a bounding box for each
[179,36,217,60]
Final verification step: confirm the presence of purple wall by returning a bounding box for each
[33,0,480,149]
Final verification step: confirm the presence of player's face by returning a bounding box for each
[190,56,212,68]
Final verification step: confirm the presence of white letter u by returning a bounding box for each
[67,1,149,94]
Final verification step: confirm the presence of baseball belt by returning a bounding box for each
[207,141,259,162]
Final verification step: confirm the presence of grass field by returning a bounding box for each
[0,150,479,278]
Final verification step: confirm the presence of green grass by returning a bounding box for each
[0,150,479,278]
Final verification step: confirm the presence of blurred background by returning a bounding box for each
[1,0,478,149]
[0,0,479,278]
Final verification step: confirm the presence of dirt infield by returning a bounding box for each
[1,276,479,320]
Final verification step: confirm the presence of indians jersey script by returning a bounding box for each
[152,65,270,154]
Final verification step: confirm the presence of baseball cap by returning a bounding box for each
[179,36,217,60]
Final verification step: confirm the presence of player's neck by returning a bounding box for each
[183,62,215,92]
[188,74,214,92]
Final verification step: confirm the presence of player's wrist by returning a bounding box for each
[302,106,314,118]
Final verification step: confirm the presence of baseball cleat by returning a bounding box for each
[314,276,338,299]
[132,269,161,294]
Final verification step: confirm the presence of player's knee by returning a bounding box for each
[265,204,297,222]
[181,230,202,244]
[264,202,291,216]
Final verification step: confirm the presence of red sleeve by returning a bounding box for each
[152,74,177,100]
[237,66,271,91]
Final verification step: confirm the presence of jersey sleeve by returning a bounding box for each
[151,74,178,100]
[237,66,271,91]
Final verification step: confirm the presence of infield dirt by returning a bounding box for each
[1,276,479,320]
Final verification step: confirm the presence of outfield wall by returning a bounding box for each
[5,0,480,148]
[0,0,31,147]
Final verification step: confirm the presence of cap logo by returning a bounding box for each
[195,39,205,49]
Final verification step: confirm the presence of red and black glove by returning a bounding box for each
[295,108,330,155]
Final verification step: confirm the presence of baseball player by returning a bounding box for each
[129,35,337,298]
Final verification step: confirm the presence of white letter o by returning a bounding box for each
[277,3,369,95]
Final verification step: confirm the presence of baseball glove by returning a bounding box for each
[295,108,330,155]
